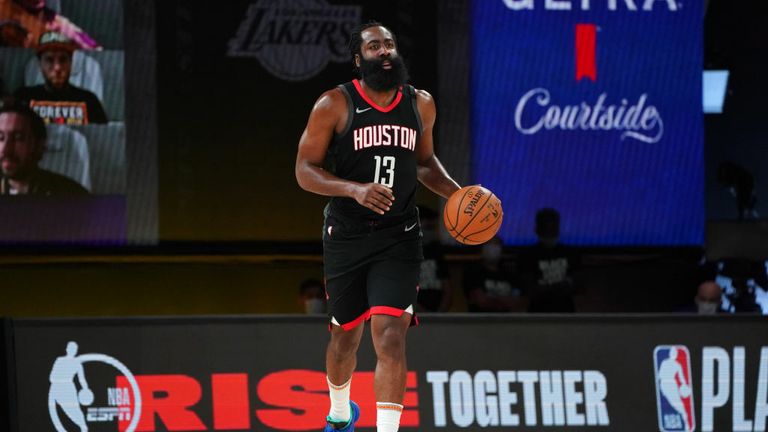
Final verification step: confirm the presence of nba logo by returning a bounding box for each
[654,345,696,432]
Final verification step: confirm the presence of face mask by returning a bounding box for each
[695,298,719,315]
[304,298,326,314]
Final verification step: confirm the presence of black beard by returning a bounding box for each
[359,55,409,91]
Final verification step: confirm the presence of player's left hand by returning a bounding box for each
[353,183,394,215]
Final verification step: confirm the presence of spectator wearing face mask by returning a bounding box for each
[678,281,727,315]
[298,278,327,315]
[463,236,526,312]
[518,208,581,313]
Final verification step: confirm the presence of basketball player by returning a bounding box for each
[295,22,460,432]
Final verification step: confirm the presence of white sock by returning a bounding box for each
[376,402,403,432]
[327,376,351,423]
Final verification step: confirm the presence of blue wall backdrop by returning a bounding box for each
[471,0,703,246]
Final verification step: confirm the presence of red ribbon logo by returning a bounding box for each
[575,23,597,81]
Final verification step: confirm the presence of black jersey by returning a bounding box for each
[326,79,423,221]
[14,85,108,125]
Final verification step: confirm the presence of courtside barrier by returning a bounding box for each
[2,315,767,431]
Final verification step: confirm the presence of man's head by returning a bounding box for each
[349,21,409,91]
[0,98,47,180]
[36,32,76,89]
[695,281,722,315]
[299,278,326,314]
[535,208,560,247]
[481,236,504,265]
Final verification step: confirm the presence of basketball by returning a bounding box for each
[443,185,503,245]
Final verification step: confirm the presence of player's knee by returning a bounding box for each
[374,326,406,359]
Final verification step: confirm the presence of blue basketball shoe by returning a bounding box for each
[323,401,360,431]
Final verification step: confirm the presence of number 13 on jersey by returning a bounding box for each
[373,155,396,188]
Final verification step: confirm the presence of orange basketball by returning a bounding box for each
[443,185,503,245]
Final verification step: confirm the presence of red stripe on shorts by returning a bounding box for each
[340,309,371,331]
[369,306,407,317]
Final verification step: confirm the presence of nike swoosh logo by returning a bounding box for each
[356,107,372,114]
[404,222,418,232]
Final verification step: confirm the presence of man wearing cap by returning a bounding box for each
[14,31,107,125]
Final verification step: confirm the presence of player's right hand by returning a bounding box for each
[353,183,395,215]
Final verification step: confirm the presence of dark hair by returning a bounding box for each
[299,278,324,294]
[0,97,47,142]
[348,20,395,74]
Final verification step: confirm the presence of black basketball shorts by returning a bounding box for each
[322,208,423,330]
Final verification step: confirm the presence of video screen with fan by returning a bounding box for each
[1,0,127,244]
